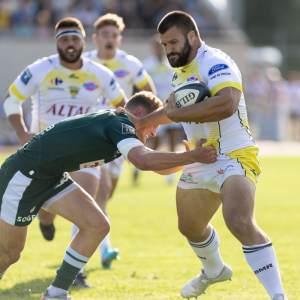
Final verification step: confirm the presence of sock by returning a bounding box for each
[99,232,111,256]
[47,285,68,296]
[51,246,89,290]
[243,242,286,299]
[70,224,85,275]
[188,225,224,278]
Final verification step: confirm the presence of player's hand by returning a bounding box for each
[182,140,190,151]
[114,106,142,129]
[163,92,178,121]
[192,138,217,164]
[17,131,36,146]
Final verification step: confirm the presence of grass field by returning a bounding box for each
[0,151,299,300]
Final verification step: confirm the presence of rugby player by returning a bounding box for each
[3,17,126,287]
[83,13,156,270]
[115,11,288,300]
[0,91,217,300]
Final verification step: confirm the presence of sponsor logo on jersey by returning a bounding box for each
[50,77,63,85]
[80,159,105,169]
[114,69,129,78]
[254,263,273,274]
[187,75,199,82]
[46,104,91,116]
[210,72,231,80]
[208,64,229,76]
[69,86,80,96]
[110,77,116,86]
[17,214,36,223]
[55,172,70,189]
[83,81,99,91]
[172,73,178,81]
[180,173,198,184]
[69,73,79,79]
[122,123,137,135]
[21,68,32,85]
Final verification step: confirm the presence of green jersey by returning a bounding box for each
[14,111,140,179]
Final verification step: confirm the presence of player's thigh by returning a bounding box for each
[70,170,99,199]
[0,218,28,252]
[48,187,107,231]
[176,187,221,232]
[220,175,256,224]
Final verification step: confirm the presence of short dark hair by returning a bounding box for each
[157,11,200,38]
[54,17,86,38]
[125,91,163,114]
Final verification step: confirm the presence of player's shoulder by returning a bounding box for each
[82,50,98,59]
[28,54,59,71]
[116,49,142,66]
[83,56,114,75]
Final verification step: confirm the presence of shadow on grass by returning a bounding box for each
[0,277,53,299]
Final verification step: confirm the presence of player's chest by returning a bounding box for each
[38,70,103,102]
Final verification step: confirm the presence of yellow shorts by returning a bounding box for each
[177,144,261,193]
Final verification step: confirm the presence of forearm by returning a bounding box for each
[141,107,173,127]
[154,165,184,175]
[168,95,234,123]
[8,114,28,135]
[141,150,195,171]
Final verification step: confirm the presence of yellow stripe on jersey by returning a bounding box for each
[9,83,27,101]
[110,91,124,106]
[226,144,261,185]
[202,122,222,154]
[135,75,149,89]
[210,81,242,97]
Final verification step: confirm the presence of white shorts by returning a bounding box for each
[178,145,261,193]
[101,156,125,179]
[75,166,101,180]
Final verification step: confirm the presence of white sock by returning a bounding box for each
[48,285,67,296]
[188,225,224,278]
[70,224,84,275]
[243,242,286,299]
[99,232,111,256]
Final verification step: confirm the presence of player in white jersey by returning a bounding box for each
[116,11,288,300]
[3,17,126,288]
[79,13,156,270]
[143,34,183,184]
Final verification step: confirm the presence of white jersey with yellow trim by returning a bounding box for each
[171,42,254,155]
[84,49,149,109]
[143,55,173,101]
[9,54,123,133]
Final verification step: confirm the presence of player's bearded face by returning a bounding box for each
[57,36,84,63]
[167,36,191,68]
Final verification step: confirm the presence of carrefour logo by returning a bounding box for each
[114,69,129,78]
[50,77,63,85]
[208,64,229,76]
[83,81,98,91]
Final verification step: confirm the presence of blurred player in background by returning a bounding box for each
[120,11,288,300]
[3,17,126,287]
[83,13,156,270]
[143,34,183,184]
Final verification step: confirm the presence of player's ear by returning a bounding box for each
[92,33,97,44]
[188,30,195,44]
[117,35,122,46]
[135,107,144,117]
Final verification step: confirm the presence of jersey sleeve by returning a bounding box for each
[8,59,44,101]
[102,68,124,106]
[128,56,150,89]
[203,55,243,97]
[104,114,140,147]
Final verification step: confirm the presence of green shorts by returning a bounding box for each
[0,155,79,227]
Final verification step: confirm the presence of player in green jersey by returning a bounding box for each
[0,91,217,300]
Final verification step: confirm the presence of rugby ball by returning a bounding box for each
[174,81,210,108]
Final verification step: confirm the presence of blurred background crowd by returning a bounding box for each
[1,0,300,145]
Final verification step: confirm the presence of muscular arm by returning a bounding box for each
[3,91,35,145]
[165,87,241,123]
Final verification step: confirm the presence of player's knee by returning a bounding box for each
[8,248,22,265]
[178,222,206,240]
[88,214,110,237]
[224,214,251,236]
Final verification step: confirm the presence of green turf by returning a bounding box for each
[0,152,298,299]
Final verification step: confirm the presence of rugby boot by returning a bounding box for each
[40,288,72,300]
[273,294,288,300]
[40,221,55,241]
[72,273,92,288]
[101,247,120,269]
[181,264,233,298]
